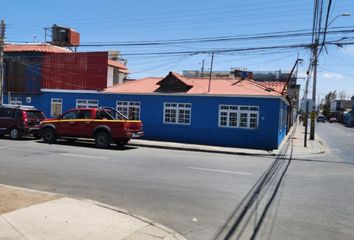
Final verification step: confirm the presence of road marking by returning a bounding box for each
[187,167,251,176]
[60,153,108,160]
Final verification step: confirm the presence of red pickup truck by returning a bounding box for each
[40,107,143,148]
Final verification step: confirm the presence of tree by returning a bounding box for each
[321,91,337,118]
[338,90,347,100]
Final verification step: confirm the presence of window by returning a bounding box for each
[25,111,45,119]
[116,101,140,120]
[164,102,191,125]
[219,105,259,129]
[76,99,99,109]
[9,97,22,105]
[96,110,114,120]
[0,108,15,118]
[77,110,92,119]
[62,110,79,120]
[51,98,63,117]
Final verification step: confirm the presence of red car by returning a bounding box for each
[329,117,337,123]
[40,107,143,148]
[0,105,46,140]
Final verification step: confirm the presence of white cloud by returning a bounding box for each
[321,72,346,81]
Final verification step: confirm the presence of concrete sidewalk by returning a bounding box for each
[0,185,186,240]
[129,139,274,156]
[129,123,325,157]
[289,122,326,157]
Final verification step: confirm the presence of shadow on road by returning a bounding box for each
[0,136,38,141]
[35,139,137,151]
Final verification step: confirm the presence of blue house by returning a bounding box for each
[4,71,291,150]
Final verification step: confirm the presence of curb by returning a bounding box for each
[314,134,326,154]
[0,184,187,240]
[84,200,187,240]
[128,142,274,157]
[0,184,61,197]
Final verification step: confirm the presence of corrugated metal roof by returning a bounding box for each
[105,72,287,96]
[4,43,71,53]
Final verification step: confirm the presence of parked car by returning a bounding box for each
[329,117,337,123]
[40,107,144,148]
[316,115,326,123]
[0,104,46,140]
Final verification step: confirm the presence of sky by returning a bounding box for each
[1,0,354,101]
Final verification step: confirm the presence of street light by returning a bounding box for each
[328,13,351,26]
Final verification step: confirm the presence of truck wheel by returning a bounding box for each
[42,128,57,144]
[95,131,111,149]
[9,128,21,140]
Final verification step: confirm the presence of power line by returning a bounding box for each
[318,0,333,56]
[74,29,354,47]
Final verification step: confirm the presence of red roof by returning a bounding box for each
[108,60,129,73]
[4,43,71,53]
[105,72,287,96]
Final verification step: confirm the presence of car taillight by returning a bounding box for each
[22,111,28,126]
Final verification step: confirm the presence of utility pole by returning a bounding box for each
[208,52,214,93]
[304,100,309,147]
[0,19,5,106]
[200,59,205,78]
[310,39,318,140]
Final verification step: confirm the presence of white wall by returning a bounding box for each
[107,66,114,87]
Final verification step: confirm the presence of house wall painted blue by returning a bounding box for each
[4,91,289,150]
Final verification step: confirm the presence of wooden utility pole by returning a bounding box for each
[0,19,5,105]
[200,59,205,78]
[208,52,214,92]
[310,39,318,140]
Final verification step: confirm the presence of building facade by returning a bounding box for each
[4,72,291,150]
[4,44,128,94]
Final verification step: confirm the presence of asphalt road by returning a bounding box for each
[258,123,354,240]
[0,137,274,240]
[315,122,354,162]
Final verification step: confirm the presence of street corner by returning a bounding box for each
[0,184,187,240]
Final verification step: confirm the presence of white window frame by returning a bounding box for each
[116,101,141,120]
[9,97,23,105]
[163,102,192,125]
[51,98,63,117]
[76,99,99,109]
[218,105,259,129]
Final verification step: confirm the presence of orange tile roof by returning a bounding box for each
[4,43,71,53]
[108,60,129,73]
[105,72,287,96]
